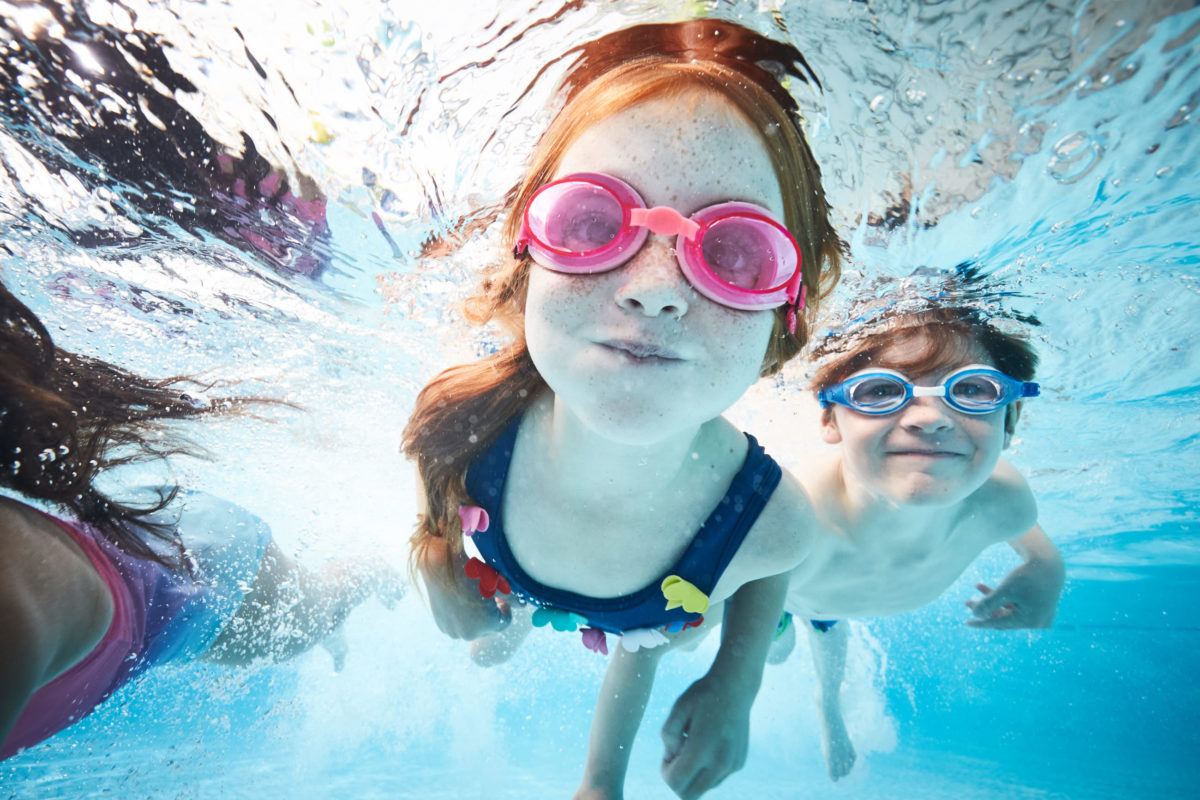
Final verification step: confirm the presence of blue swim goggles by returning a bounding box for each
[818,365,1040,416]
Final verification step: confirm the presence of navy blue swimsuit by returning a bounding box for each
[464,418,783,635]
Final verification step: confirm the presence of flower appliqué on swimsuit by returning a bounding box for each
[464,557,510,598]
[661,575,710,614]
[581,627,609,655]
[620,627,669,652]
[663,616,704,633]
[531,606,588,632]
[458,505,490,537]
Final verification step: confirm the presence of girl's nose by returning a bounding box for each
[614,237,690,319]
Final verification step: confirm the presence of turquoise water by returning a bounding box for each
[2,0,1198,797]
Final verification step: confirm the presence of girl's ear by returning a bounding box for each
[820,409,843,444]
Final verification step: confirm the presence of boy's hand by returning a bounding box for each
[421,538,512,640]
[660,672,752,799]
[965,558,1062,629]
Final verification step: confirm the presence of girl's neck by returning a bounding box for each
[524,391,711,506]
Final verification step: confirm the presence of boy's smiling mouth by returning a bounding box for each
[885,447,966,458]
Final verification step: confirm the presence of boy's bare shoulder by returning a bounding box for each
[786,450,841,499]
[968,458,1038,542]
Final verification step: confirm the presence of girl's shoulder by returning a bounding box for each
[0,495,114,685]
[747,468,817,565]
[0,495,94,573]
[708,418,819,564]
[712,458,816,602]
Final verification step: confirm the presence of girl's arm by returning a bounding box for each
[660,571,788,799]
[966,524,1064,629]
[575,644,670,800]
[412,471,512,641]
[649,472,814,797]
[417,536,513,640]
[574,574,792,800]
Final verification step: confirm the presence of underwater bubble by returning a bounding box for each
[1047,131,1102,183]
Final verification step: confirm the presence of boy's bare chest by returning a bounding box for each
[788,523,990,618]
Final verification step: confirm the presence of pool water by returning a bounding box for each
[2,0,1198,797]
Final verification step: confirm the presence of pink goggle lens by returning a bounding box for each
[699,215,793,291]
[520,175,802,315]
[526,181,625,255]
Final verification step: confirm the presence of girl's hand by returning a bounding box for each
[660,672,754,799]
[420,538,512,640]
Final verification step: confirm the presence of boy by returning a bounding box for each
[783,306,1064,780]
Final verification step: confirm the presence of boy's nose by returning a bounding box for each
[614,236,690,319]
[899,397,955,432]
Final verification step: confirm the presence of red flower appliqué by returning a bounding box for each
[464,557,510,599]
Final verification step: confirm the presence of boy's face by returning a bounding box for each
[821,334,1010,507]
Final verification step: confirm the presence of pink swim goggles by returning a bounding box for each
[514,173,806,332]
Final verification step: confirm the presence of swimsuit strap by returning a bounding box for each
[667,432,780,593]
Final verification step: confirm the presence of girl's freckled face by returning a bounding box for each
[524,91,783,441]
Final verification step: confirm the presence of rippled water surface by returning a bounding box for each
[1,0,1197,797]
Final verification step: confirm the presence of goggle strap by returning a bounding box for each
[1022,382,1041,398]
[785,278,805,336]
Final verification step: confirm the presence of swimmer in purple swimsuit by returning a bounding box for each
[0,282,400,761]
[401,21,845,800]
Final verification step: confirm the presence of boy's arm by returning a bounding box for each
[966,524,1064,629]
[659,572,789,799]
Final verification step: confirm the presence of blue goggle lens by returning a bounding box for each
[845,375,908,412]
[829,369,1030,415]
[945,373,1008,410]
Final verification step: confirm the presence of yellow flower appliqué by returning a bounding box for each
[661,575,709,614]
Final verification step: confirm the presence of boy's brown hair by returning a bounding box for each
[810,307,1039,436]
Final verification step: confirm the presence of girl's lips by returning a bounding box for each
[886,449,965,457]
[599,339,684,361]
